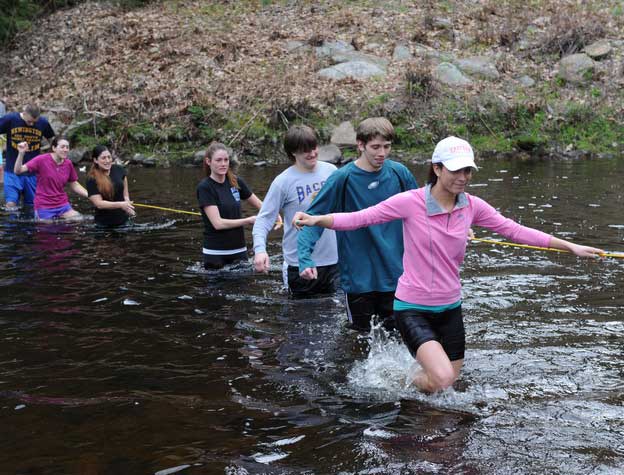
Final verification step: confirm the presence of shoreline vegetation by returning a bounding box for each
[1,0,623,166]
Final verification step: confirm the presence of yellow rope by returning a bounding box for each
[134,203,201,216]
[471,237,624,259]
[130,205,624,259]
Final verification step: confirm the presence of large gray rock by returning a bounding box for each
[413,43,455,64]
[330,50,388,68]
[456,33,476,49]
[314,39,387,68]
[194,150,206,165]
[131,153,148,164]
[456,56,500,80]
[315,40,354,58]
[392,44,412,61]
[558,53,596,83]
[285,40,312,53]
[432,17,453,30]
[318,144,342,165]
[46,107,75,135]
[583,40,612,60]
[518,75,536,87]
[64,118,93,139]
[142,157,157,167]
[433,62,473,87]
[68,147,88,164]
[330,121,357,147]
[318,60,386,80]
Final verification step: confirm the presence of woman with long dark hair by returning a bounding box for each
[86,145,134,227]
[197,142,263,269]
[293,136,603,393]
[14,136,87,220]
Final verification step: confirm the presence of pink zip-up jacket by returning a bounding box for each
[330,185,552,306]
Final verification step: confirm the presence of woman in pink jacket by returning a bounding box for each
[293,136,603,393]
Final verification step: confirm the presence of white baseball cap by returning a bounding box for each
[431,136,478,171]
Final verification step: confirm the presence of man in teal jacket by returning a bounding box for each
[297,117,418,331]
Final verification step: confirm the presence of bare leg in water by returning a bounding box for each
[409,340,463,393]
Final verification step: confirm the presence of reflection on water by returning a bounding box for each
[1,156,623,474]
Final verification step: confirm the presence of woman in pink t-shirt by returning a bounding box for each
[14,136,88,220]
[293,136,604,394]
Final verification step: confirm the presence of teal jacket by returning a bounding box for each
[297,159,418,294]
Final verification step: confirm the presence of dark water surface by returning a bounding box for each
[1,155,623,475]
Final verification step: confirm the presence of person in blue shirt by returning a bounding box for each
[297,117,418,332]
[0,99,5,183]
[0,104,55,208]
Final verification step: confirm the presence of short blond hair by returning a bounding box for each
[356,117,395,144]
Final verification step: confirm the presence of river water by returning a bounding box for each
[1,154,623,475]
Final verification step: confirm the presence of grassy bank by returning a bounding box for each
[68,92,624,164]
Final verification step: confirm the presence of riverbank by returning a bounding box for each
[1,0,623,165]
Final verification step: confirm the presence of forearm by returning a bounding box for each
[70,182,88,198]
[123,178,130,201]
[252,210,278,253]
[211,216,251,230]
[90,197,126,210]
[548,236,578,252]
[297,225,324,270]
[14,153,27,174]
[252,224,270,253]
[314,214,335,228]
[246,193,263,210]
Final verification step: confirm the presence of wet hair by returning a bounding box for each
[204,141,238,188]
[24,104,41,119]
[283,125,318,162]
[88,145,113,199]
[356,117,395,145]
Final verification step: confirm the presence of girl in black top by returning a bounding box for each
[197,142,264,269]
[86,145,135,227]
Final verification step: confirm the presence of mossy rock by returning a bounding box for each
[514,134,547,151]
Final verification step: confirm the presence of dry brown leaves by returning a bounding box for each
[0,0,622,126]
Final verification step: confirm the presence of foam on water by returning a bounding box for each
[154,465,191,475]
[344,327,414,399]
[261,435,306,447]
[252,451,289,464]
[341,325,501,415]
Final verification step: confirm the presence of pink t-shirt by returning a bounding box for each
[26,153,78,210]
[330,186,552,306]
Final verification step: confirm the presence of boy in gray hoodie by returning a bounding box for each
[253,125,338,298]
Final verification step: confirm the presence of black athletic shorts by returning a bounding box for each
[395,305,465,361]
[203,251,248,270]
[287,264,339,299]
[346,291,395,332]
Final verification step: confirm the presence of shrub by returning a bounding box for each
[404,64,436,102]
[537,12,605,57]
